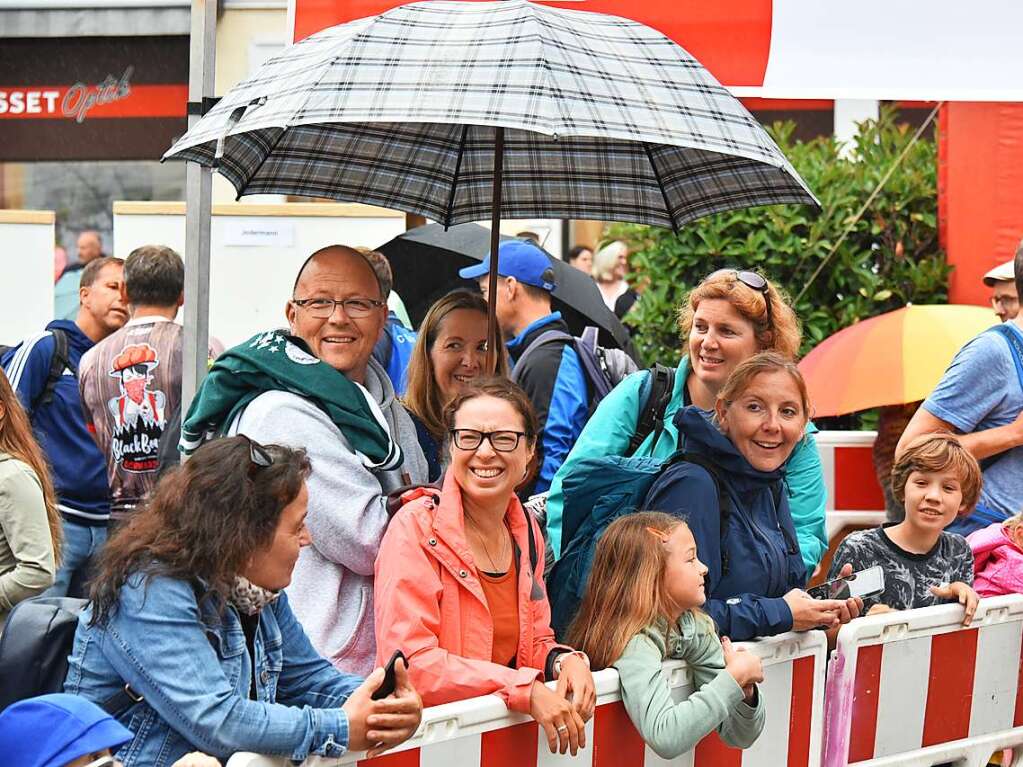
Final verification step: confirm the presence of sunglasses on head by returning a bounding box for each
[707,269,773,329]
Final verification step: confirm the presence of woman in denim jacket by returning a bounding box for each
[64,436,422,767]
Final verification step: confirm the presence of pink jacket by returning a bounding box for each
[374,472,568,712]
[968,522,1023,597]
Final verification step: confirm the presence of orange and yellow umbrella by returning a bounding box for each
[798,305,998,418]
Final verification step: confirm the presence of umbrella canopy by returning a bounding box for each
[379,223,635,354]
[798,305,998,418]
[163,0,818,231]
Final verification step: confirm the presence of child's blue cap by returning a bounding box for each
[0,693,133,767]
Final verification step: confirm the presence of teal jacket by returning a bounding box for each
[545,356,828,575]
[612,612,765,759]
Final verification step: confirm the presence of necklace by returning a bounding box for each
[465,514,510,572]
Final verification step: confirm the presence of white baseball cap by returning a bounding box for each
[982,259,1015,287]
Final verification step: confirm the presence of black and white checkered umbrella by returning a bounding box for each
[164,0,817,230]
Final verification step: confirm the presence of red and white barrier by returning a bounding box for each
[227,630,826,767]
[823,594,1023,767]
[816,431,884,540]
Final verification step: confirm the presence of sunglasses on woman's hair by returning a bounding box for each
[242,436,274,469]
[708,269,773,329]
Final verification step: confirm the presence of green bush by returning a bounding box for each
[609,106,947,367]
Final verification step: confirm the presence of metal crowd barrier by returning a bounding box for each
[227,630,827,767]
[823,594,1023,767]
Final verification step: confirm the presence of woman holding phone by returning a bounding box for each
[375,378,595,756]
[642,353,861,641]
[64,436,422,767]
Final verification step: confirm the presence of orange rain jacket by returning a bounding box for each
[373,472,569,712]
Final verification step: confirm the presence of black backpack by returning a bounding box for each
[511,327,639,416]
[0,329,77,412]
[0,597,141,714]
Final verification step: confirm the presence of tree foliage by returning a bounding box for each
[609,106,947,367]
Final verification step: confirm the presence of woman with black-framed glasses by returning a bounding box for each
[63,436,422,766]
[374,378,596,758]
[546,268,829,580]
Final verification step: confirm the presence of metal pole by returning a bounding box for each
[182,0,217,413]
[485,127,504,375]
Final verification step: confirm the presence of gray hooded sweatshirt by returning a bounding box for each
[233,357,427,675]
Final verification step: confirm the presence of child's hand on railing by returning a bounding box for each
[929,582,979,626]
[722,637,763,701]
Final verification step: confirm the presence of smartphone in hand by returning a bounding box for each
[807,565,885,601]
[371,650,408,700]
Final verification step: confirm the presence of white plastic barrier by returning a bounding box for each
[227,630,827,767]
[823,594,1023,767]
[816,431,885,540]
[0,210,55,347]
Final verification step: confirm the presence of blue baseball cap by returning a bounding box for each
[459,239,557,292]
[0,693,133,767]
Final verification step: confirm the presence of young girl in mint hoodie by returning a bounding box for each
[568,512,765,760]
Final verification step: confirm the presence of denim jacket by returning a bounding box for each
[64,572,361,766]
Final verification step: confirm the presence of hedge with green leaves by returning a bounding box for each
[609,106,946,369]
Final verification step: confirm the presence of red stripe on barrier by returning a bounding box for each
[847,643,882,763]
[694,730,743,767]
[1015,633,1023,727]
[357,747,420,767]
[922,629,979,747]
[787,655,815,767]
[833,447,885,511]
[593,701,645,767]
[481,721,538,767]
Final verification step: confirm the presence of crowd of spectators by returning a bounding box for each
[1,234,1022,767]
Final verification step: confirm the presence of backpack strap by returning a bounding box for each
[627,364,676,457]
[510,329,574,383]
[32,329,76,411]
[670,451,733,577]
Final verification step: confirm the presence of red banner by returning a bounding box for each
[291,0,773,87]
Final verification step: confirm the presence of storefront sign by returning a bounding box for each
[0,37,189,161]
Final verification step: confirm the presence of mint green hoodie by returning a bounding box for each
[612,611,765,759]
[545,356,827,575]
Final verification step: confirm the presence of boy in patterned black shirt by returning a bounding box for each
[828,433,981,625]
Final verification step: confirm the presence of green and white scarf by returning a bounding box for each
[181,329,402,471]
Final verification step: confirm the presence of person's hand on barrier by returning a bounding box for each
[866,603,895,616]
[722,637,763,701]
[930,581,980,626]
[530,679,587,755]
[171,754,221,767]
[343,660,423,758]
[784,588,842,631]
[555,652,596,722]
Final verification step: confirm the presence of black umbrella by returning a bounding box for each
[379,223,636,358]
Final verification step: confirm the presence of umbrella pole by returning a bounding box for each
[485,127,505,375]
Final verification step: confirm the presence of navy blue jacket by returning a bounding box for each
[1,320,111,525]
[507,313,588,497]
[644,407,806,640]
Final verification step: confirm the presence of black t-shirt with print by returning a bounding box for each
[827,524,974,612]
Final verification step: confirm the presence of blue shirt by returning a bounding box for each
[1,320,111,524]
[924,324,1023,523]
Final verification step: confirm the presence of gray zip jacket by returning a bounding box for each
[233,357,427,674]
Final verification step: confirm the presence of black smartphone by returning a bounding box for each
[371,649,407,700]
[807,565,885,601]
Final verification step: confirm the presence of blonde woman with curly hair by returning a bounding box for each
[545,268,827,578]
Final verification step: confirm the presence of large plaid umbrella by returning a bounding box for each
[165,0,817,365]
